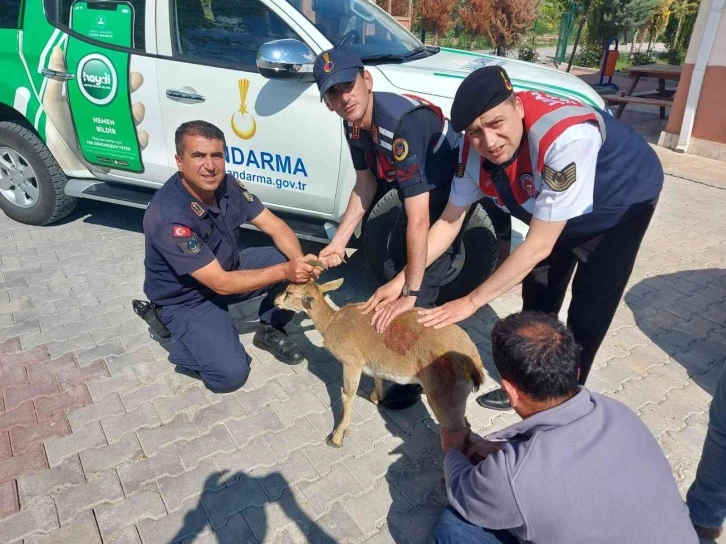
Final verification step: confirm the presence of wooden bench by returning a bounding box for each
[605,95,673,119]
[607,64,682,119]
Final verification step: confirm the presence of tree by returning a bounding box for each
[623,0,660,50]
[663,0,699,63]
[375,0,411,17]
[416,0,456,44]
[585,0,658,48]
[486,0,539,56]
[641,0,672,51]
[459,0,494,50]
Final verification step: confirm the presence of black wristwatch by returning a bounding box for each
[402,284,420,297]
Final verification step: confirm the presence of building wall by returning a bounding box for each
[664,0,726,149]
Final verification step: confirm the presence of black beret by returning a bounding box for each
[451,66,514,132]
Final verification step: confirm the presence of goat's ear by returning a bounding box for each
[302,294,315,309]
[319,278,344,293]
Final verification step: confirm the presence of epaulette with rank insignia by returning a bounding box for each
[235,179,256,202]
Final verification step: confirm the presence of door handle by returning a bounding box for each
[166,89,205,103]
[41,68,76,80]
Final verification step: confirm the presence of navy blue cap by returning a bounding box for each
[313,47,364,101]
[451,66,515,132]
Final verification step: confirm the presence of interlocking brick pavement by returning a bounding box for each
[1,174,725,543]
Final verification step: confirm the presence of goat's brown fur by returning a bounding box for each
[275,279,485,448]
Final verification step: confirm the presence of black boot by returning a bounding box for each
[476,388,512,411]
[253,324,304,365]
[380,383,423,410]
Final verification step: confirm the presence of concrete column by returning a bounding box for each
[661,0,726,160]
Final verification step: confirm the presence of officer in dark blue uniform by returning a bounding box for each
[143,121,321,392]
[314,47,460,409]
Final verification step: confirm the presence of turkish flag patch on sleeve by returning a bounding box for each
[172,225,192,238]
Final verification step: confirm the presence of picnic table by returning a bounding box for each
[605,64,682,119]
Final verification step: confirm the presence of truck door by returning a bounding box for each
[27,0,170,185]
[154,0,341,214]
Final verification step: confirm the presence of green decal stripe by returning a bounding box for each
[432,71,599,108]
[433,71,465,79]
[439,47,492,58]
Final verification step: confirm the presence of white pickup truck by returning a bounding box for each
[0,0,605,302]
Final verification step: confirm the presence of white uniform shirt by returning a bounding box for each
[449,122,602,222]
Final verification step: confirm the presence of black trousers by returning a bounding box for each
[382,207,455,308]
[522,200,658,384]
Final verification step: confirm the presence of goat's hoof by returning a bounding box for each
[369,391,380,405]
[326,432,344,448]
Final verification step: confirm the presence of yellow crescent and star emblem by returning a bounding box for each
[323,52,334,73]
[501,71,513,91]
[231,78,257,140]
[393,138,409,162]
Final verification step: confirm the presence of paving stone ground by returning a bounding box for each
[1,172,725,544]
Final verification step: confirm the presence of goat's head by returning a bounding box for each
[274,278,344,313]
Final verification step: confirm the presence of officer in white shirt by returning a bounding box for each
[378,66,664,410]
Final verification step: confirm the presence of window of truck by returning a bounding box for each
[44,0,147,51]
[284,0,423,60]
[1,0,23,28]
[171,0,301,70]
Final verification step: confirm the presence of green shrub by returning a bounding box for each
[575,45,604,68]
[665,48,684,65]
[458,33,472,50]
[518,45,539,63]
[629,51,655,66]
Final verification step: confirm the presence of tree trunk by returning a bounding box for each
[567,9,589,73]
[674,14,684,49]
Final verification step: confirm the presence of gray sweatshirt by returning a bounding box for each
[445,388,698,543]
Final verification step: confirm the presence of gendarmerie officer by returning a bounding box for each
[412,66,663,410]
[143,120,320,392]
[313,47,460,410]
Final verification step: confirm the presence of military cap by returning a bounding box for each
[313,47,364,101]
[451,66,515,132]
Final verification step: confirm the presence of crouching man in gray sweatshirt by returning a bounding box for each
[433,311,697,544]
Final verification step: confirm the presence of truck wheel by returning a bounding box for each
[0,121,77,225]
[363,190,498,305]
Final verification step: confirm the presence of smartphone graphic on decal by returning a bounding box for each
[65,0,144,173]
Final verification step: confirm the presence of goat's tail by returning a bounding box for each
[465,354,485,392]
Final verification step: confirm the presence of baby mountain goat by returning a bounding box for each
[275,278,485,448]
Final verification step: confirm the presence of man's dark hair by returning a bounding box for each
[175,120,225,156]
[491,311,580,402]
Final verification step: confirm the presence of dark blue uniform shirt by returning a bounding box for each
[143,173,264,306]
[346,92,458,214]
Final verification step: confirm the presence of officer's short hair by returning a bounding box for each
[491,311,580,402]
[175,121,226,156]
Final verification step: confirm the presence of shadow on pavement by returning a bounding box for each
[624,268,726,397]
[169,472,337,543]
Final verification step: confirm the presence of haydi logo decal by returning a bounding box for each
[77,54,117,106]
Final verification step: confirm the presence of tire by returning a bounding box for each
[363,190,499,305]
[0,121,77,225]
